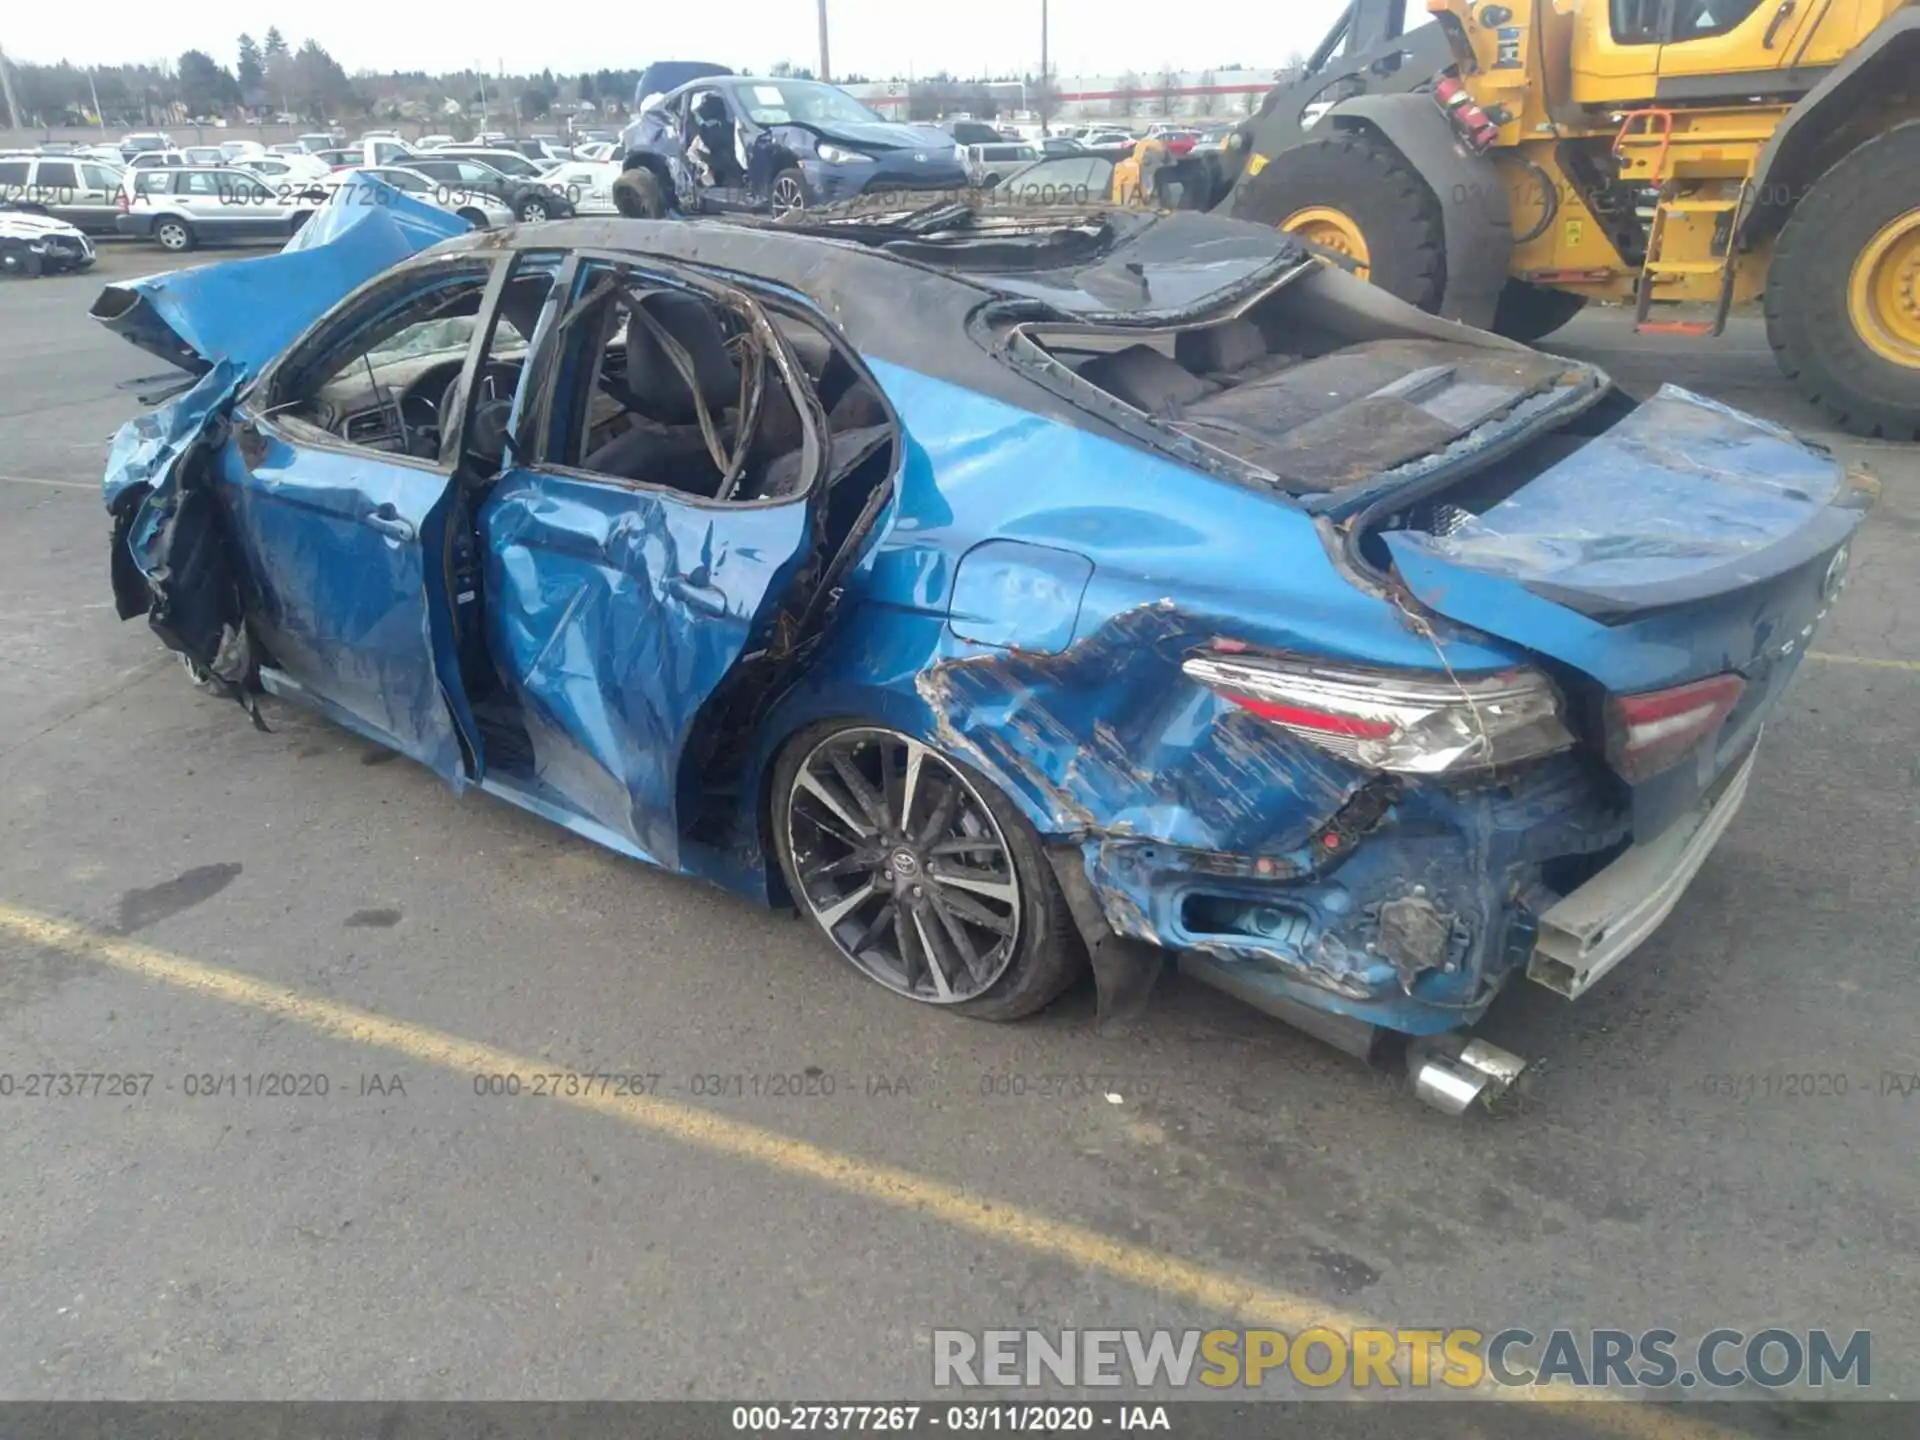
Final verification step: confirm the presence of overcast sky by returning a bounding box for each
[5,0,1351,80]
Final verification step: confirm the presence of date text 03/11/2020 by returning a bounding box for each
[730,1406,1173,1432]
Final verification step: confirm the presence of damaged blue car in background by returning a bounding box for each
[92,189,1869,1112]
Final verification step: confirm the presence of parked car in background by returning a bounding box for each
[963,142,1038,189]
[614,74,972,218]
[118,132,172,158]
[942,119,1006,147]
[404,152,576,222]
[350,166,516,229]
[297,133,340,154]
[574,140,618,163]
[117,166,317,251]
[0,204,95,276]
[430,146,548,182]
[1039,137,1085,157]
[0,153,125,235]
[181,146,229,167]
[242,154,331,186]
[219,140,268,164]
[415,135,456,150]
[537,160,623,214]
[126,150,190,172]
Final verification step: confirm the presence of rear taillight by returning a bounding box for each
[117,192,129,213]
[1604,674,1745,783]
[1183,652,1573,775]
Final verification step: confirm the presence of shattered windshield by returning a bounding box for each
[729,80,884,128]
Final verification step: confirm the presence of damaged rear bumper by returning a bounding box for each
[1528,741,1758,999]
[1061,743,1757,1042]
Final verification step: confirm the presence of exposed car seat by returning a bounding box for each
[583,292,741,491]
[619,291,739,424]
[1175,319,1269,378]
[1076,344,1210,416]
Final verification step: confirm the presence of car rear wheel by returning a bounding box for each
[772,721,1086,1022]
[154,217,196,252]
[456,207,489,230]
[770,167,811,218]
[611,166,668,219]
[517,196,550,223]
[0,241,41,278]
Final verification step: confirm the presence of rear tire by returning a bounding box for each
[611,166,668,219]
[771,721,1086,1023]
[1491,280,1589,344]
[516,195,550,223]
[1766,120,1920,440]
[456,207,489,230]
[1232,129,1446,312]
[154,217,195,252]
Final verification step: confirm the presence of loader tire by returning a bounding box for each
[1232,129,1446,313]
[1767,120,1920,441]
[1492,280,1589,344]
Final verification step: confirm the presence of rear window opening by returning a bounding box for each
[1010,281,1589,496]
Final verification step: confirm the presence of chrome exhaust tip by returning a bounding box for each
[1407,1036,1528,1116]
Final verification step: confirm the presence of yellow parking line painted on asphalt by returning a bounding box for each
[1807,650,1920,673]
[0,474,93,492]
[0,904,1746,1440]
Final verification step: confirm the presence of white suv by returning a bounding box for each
[0,153,126,235]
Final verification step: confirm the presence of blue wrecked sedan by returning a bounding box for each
[92,186,1868,1111]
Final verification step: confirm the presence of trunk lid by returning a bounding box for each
[1379,385,1870,832]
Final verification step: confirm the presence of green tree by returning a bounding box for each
[178,50,241,117]
[237,34,265,102]
[263,28,288,61]
[578,73,596,104]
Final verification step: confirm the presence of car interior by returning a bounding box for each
[1018,289,1579,495]
[549,265,896,508]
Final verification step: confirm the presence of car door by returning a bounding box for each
[217,171,297,237]
[173,171,237,238]
[475,253,898,870]
[219,254,538,781]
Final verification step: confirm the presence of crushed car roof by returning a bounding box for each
[436,206,1316,327]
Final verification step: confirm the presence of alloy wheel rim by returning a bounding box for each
[159,224,187,249]
[1280,205,1372,280]
[1848,208,1920,368]
[524,202,547,222]
[772,177,806,216]
[786,728,1021,1004]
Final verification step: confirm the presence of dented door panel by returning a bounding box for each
[481,471,814,871]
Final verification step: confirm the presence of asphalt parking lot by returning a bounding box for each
[1,241,1915,1433]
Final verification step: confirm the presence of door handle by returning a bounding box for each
[364,504,415,543]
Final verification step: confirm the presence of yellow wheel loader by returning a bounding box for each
[1221,0,1920,437]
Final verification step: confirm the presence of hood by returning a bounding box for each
[89,175,469,377]
[806,120,950,153]
[0,209,86,240]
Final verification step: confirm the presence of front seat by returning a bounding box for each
[584,291,741,492]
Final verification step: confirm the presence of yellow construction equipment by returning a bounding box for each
[1221,0,1920,437]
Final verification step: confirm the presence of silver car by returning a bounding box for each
[117,167,317,252]
[0,153,125,236]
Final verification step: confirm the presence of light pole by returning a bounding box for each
[1038,0,1050,135]
[0,43,22,133]
[818,0,832,83]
